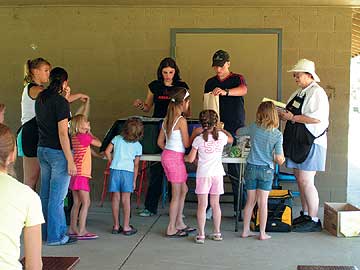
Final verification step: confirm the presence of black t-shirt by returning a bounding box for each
[148,80,189,118]
[204,72,247,133]
[35,92,71,150]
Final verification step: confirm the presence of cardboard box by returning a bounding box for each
[324,202,360,237]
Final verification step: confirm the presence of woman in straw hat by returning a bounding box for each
[279,59,329,232]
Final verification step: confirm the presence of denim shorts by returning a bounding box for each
[108,169,134,193]
[244,163,274,191]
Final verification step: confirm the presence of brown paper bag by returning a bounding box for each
[203,93,220,119]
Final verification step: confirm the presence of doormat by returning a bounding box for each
[298,266,358,270]
[21,256,80,270]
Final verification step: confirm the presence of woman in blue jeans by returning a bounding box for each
[35,67,78,246]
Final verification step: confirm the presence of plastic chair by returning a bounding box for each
[273,164,300,197]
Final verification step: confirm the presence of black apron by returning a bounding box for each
[283,93,318,163]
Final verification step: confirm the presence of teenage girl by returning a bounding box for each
[157,87,195,237]
[69,114,101,240]
[240,101,285,240]
[186,110,233,244]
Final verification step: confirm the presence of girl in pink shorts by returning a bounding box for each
[68,114,102,240]
[157,87,195,238]
[186,110,233,244]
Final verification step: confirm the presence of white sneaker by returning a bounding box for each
[206,208,213,220]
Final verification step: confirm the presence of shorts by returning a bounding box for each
[108,169,134,193]
[69,176,90,192]
[17,118,39,157]
[244,163,274,191]
[161,149,187,183]
[286,143,326,172]
[195,176,224,195]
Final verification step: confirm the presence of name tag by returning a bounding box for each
[292,100,301,109]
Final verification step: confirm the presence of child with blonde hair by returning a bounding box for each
[158,87,196,237]
[240,101,285,240]
[68,114,101,240]
[105,117,143,236]
[186,110,233,243]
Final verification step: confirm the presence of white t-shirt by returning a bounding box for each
[287,81,329,148]
[192,131,228,177]
[21,83,36,125]
[0,172,44,270]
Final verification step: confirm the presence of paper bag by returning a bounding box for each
[203,93,220,119]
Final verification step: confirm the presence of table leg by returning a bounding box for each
[235,163,244,232]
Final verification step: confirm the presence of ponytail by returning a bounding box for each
[199,110,219,142]
[23,57,51,86]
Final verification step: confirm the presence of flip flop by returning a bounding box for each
[122,225,137,236]
[68,233,78,237]
[77,232,99,240]
[166,230,188,238]
[180,226,197,233]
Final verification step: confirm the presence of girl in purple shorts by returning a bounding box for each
[157,87,195,238]
[186,110,233,244]
[68,114,102,240]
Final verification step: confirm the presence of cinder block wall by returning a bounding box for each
[0,5,351,203]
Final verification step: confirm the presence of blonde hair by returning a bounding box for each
[121,117,144,142]
[0,124,16,174]
[70,114,88,136]
[23,57,51,86]
[199,110,219,142]
[256,101,279,130]
[163,87,190,137]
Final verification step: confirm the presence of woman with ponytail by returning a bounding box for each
[185,110,233,244]
[19,58,51,190]
[35,67,77,246]
[0,124,44,269]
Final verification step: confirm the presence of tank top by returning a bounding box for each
[164,116,185,153]
[21,83,38,125]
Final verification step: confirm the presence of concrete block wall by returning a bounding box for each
[0,5,352,203]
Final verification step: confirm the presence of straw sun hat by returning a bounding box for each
[287,59,320,82]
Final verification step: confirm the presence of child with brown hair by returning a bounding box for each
[105,117,144,236]
[68,114,102,240]
[186,110,233,244]
[240,101,285,240]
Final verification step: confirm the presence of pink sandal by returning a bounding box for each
[194,235,205,244]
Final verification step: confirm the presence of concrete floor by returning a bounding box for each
[39,202,360,270]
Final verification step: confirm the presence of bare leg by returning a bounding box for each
[197,194,208,237]
[111,192,121,230]
[176,182,188,230]
[69,190,80,235]
[167,183,181,235]
[78,190,91,235]
[209,194,221,234]
[121,192,132,231]
[296,170,318,217]
[23,157,40,190]
[257,189,271,240]
[294,169,308,213]
[241,189,257,238]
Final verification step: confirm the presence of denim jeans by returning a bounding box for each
[38,146,70,245]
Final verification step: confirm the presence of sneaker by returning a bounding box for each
[292,217,322,232]
[293,210,307,225]
[139,209,155,217]
[206,208,213,220]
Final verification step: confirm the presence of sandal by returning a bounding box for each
[194,235,205,244]
[208,232,223,241]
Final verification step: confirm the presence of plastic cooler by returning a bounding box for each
[100,116,200,154]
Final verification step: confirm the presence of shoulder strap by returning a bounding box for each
[171,116,183,131]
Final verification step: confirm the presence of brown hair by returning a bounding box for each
[121,117,144,143]
[23,57,51,85]
[163,87,190,137]
[70,114,88,136]
[0,124,16,174]
[256,101,279,130]
[199,110,219,142]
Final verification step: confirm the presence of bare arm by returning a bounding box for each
[212,84,247,97]
[178,118,190,148]
[185,147,198,163]
[23,224,42,270]
[104,143,114,163]
[90,134,102,148]
[157,128,166,150]
[75,96,90,117]
[279,110,320,124]
[58,119,76,176]
[133,90,154,113]
[28,85,44,99]
[220,128,234,144]
[133,156,140,190]
[68,93,89,104]
[189,127,203,144]
[274,153,285,165]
